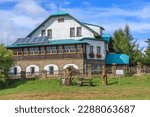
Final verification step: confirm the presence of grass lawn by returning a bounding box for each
[0,75,150,100]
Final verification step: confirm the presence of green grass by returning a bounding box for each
[0,75,150,100]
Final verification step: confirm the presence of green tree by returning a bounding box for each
[0,44,14,88]
[143,38,150,65]
[113,25,142,65]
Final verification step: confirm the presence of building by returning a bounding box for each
[7,11,129,76]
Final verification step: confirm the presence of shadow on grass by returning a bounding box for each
[108,81,119,85]
[5,78,36,89]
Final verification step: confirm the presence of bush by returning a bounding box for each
[0,73,8,89]
[124,70,133,77]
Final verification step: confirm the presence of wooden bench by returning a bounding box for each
[78,78,93,86]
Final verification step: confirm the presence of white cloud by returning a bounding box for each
[0,0,48,45]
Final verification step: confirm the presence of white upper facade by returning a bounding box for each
[26,12,107,60]
[27,13,104,40]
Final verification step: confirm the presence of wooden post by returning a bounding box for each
[21,71,26,79]
[88,64,92,79]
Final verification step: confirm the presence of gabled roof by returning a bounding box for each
[106,53,129,65]
[83,22,105,30]
[26,12,101,38]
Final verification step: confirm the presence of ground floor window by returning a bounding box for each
[49,66,54,75]
[30,67,35,74]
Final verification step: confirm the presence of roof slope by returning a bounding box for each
[26,12,101,38]
[106,53,129,65]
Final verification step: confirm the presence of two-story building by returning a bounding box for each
[7,11,129,76]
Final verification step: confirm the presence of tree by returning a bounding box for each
[0,44,14,88]
[143,38,150,65]
[113,25,142,65]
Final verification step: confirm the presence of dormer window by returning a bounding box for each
[47,29,52,39]
[58,18,64,23]
[70,27,75,37]
[41,30,46,36]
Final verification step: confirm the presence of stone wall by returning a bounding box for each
[15,58,84,72]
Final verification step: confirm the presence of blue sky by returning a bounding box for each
[0,0,150,49]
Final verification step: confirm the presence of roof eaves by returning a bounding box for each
[83,22,105,30]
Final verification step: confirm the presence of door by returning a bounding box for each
[49,66,54,75]
[14,67,17,75]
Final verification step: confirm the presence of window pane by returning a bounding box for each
[97,47,101,54]
[70,45,75,52]
[13,49,18,55]
[58,46,63,53]
[18,48,22,55]
[77,45,82,52]
[24,48,28,55]
[47,29,52,39]
[40,47,45,54]
[58,18,64,23]
[64,45,69,53]
[77,27,82,37]
[29,48,34,55]
[89,46,93,53]
[52,46,56,54]
[46,47,51,54]
[70,28,75,37]
[34,47,39,54]
[41,30,46,36]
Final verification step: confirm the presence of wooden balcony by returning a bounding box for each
[14,53,86,60]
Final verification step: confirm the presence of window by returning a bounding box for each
[77,45,82,52]
[40,47,45,54]
[58,18,64,23]
[51,46,57,54]
[24,48,28,55]
[89,46,93,53]
[18,48,22,55]
[49,66,54,75]
[13,49,18,55]
[97,46,101,54]
[46,47,51,54]
[41,30,46,36]
[70,45,75,52]
[34,47,39,54]
[14,67,17,75]
[70,27,75,37]
[77,27,82,37]
[64,45,70,53]
[47,29,52,39]
[58,46,63,53]
[29,48,34,55]
[30,67,35,74]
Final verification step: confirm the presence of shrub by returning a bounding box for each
[0,73,8,89]
[96,53,102,58]
[89,52,95,58]
[124,69,133,77]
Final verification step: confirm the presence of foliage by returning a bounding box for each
[0,45,14,88]
[96,53,102,58]
[113,25,142,65]
[143,38,150,65]
[89,52,95,58]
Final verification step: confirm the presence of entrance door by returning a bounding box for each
[14,67,17,75]
[49,66,54,75]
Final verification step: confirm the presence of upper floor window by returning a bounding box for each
[18,48,22,55]
[70,45,75,52]
[77,27,82,37]
[24,48,28,55]
[46,47,51,54]
[64,45,70,53]
[41,30,46,36]
[58,18,64,23]
[47,29,52,39]
[97,46,101,54]
[13,49,18,55]
[29,48,34,55]
[70,27,75,37]
[89,46,93,53]
[34,47,39,54]
[51,46,57,54]
[58,46,63,53]
[77,45,82,52]
[40,47,45,54]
